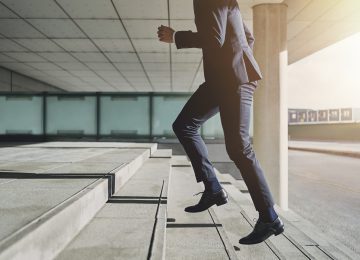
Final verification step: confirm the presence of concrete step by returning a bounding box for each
[55,149,172,260]
[215,172,357,260]
[17,141,158,155]
[0,142,157,260]
[165,156,238,260]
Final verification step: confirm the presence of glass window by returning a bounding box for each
[0,95,43,134]
[329,109,340,121]
[202,113,224,139]
[152,95,189,137]
[341,109,352,120]
[46,95,96,135]
[100,95,150,136]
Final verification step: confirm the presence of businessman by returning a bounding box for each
[157,0,284,244]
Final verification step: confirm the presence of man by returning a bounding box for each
[157,0,284,245]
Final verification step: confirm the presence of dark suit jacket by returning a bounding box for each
[174,0,262,89]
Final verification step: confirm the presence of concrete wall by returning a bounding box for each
[289,123,360,142]
[0,67,11,92]
[0,67,65,92]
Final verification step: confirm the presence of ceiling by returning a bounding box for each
[0,0,359,92]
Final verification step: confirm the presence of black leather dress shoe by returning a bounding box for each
[185,188,228,213]
[239,217,284,245]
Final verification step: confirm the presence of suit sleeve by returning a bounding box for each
[175,0,228,50]
[174,30,202,49]
[243,21,255,50]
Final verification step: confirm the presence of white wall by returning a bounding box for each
[0,67,66,92]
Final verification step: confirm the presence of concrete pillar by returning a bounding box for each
[252,3,288,210]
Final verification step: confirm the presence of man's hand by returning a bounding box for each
[157,25,175,43]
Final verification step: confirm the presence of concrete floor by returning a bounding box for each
[288,150,360,256]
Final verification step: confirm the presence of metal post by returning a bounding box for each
[43,92,47,141]
[96,92,100,141]
[149,93,154,139]
[10,71,13,92]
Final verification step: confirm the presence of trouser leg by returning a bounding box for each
[172,83,219,182]
[218,82,275,212]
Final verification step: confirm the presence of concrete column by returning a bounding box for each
[252,3,288,210]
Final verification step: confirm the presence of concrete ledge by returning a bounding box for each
[288,146,360,159]
[170,155,191,167]
[288,141,360,159]
[0,178,108,260]
[0,146,153,260]
[17,142,158,156]
[150,149,172,158]
[113,149,151,193]
[55,155,171,260]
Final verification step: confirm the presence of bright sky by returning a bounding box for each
[288,32,360,110]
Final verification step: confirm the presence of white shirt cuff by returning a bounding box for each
[173,31,177,43]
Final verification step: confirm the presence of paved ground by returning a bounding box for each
[289,140,360,158]
[289,140,360,153]
[288,150,360,256]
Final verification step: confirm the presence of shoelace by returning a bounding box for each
[193,191,204,196]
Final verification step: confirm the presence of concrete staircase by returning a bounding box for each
[0,142,155,260]
[0,142,357,260]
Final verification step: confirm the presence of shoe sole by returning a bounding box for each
[274,225,284,236]
[185,195,229,213]
[216,198,228,206]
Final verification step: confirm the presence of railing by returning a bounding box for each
[0,92,225,140]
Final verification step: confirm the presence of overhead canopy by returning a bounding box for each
[0,0,359,92]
